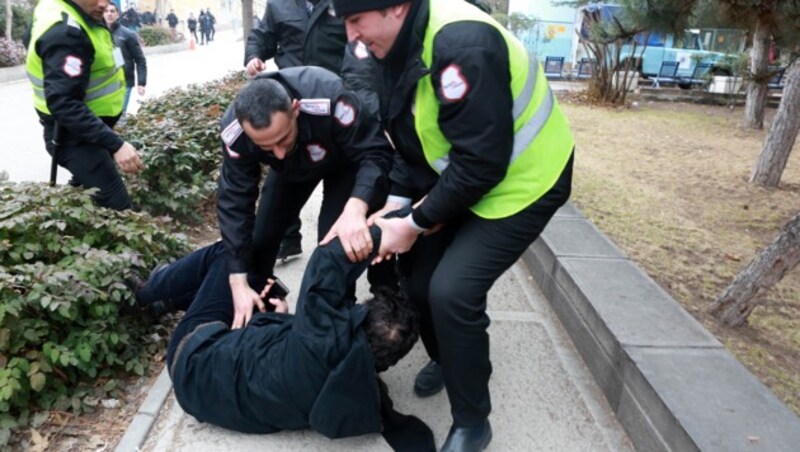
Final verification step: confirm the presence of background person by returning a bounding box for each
[25,0,144,211]
[104,2,147,116]
[333,0,575,450]
[187,12,198,43]
[166,9,178,38]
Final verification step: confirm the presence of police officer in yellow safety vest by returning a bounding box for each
[26,0,143,210]
[332,0,575,450]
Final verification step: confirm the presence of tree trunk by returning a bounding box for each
[750,58,800,187]
[742,19,771,130]
[710,213,800,326]
[241,0,253,46]
[5,0,12,41]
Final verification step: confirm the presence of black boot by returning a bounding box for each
[276,239,302,263]
[413,360,444,397]
[440,419,492,452]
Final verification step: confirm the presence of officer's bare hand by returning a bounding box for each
[366,200,407,226]
[245,58,265,76]
[137,85,146,96]
[114,142,144,174]
[320,198,371,262]
[229,274,266,329]
[372,216,419,264]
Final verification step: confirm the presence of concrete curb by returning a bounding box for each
[114,367,172,452]
[523,202,800,451]
[0,41,189,85]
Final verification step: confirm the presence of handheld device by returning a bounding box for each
[265,277,289,299]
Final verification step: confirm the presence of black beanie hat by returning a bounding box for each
[333,0,408,17]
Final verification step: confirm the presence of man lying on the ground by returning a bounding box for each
[128,225,434,450]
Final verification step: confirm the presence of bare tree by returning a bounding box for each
[751,57,800,186]
[4,0,11,41]
[242,0,253,44]
[742,17,772,129]
[710,213,800,326]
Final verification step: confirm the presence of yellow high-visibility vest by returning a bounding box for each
[26,0,124,117]
[415,0,574,219]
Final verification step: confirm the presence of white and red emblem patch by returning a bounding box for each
[334,100,355,127]
[62,55,83,78]
[354,41,369,60]
[306,143,327,162]
[440,64,469,101]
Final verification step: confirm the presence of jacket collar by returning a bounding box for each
[383,0,430,121]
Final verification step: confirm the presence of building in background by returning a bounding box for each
[508,0,577,65]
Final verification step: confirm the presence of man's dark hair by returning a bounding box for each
[233,79,293,129]
[363,286,419,373]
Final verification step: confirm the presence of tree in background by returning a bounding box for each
[564,0,696,104]
[749,2,800,187]
[4,0,10,40]
[241,0,253,44]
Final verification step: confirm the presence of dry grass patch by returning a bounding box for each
[562,99,800,414]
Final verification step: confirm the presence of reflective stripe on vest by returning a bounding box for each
[25,0,125,117]
[415,0,574,219]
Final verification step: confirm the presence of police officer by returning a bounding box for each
[332,0,575,450]
[26,0,143,211]
[217,66,392,330]
[245,0,379,262]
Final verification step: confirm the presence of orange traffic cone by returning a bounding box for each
[189,37,196,50]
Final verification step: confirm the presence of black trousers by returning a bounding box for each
[41,120,132,211]
[250,166,355,279]
[398,155,573,427]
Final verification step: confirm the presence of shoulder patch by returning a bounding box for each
[66,15,81,29]
[306,143,327,162]
[354,41,369,60]
[221,119,244,147]
[299,99,331,116]
[62,55,83,78]
[334,100,356,127]
[440,64,469,102]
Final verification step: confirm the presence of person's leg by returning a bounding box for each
[136,242,226,312]
[276,218,303,261]
[56,143,133,211]
[166,243,236,368]
[251,169,318,279]
[430,157,572,428]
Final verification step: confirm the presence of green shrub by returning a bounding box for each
[122,72,248,223]
[0,182,189,445]
[137,25,178,46]
[0,4,33,43]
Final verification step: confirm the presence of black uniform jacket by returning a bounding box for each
[29,0,124,152]
[378,0,515,229]
[245,0,345,73]
[170,229,383,437]
[216,66,393,274]
[109,22,147,88]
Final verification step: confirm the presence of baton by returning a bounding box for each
[49,122,61,187]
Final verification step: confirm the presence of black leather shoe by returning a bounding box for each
[440,419,492,452]
[413,360,444,397]
[276,240,302,263]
